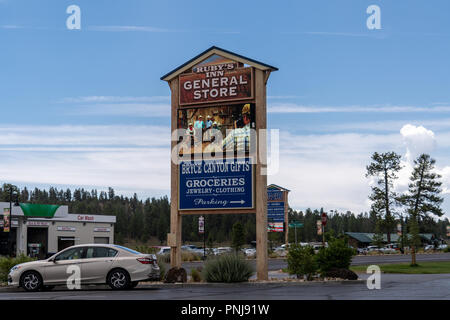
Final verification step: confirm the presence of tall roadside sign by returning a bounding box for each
[161,46,278,280]
[267,184,290,246]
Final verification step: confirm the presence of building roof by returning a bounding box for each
[160,46,278,82]
[345,232,434,243]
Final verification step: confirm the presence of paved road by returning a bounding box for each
[1,273,449,300]
[182,252,450,274]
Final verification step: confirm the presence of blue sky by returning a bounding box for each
[1,0,450,218]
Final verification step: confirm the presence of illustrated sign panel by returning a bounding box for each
[268,222,283,232]
[179,157,254,210]
[179,54,253,106]
[3,208,10,232]
[177,103,255,155]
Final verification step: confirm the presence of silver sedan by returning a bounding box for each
[8,244,160,292]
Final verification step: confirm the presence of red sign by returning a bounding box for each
[179,67,253,106]
[198,216,204,234]
[321,213,327,226]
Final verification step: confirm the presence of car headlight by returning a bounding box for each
[10,265,22,273]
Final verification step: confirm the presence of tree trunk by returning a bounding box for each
[384,166,391,244]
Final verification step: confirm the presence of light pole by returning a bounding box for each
[7,186,20,257]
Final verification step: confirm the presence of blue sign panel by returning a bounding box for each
[179,158,254,210]
[268,201,285,222]
[267,190,283,201]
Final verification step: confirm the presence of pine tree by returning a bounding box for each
[400,154,444,266]
[366,151,402,244]
[231,221,246,251]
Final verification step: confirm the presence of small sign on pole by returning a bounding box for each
[317,220,322,236]
[321,212,327,226]
[3,208,10,233]
[198,216,205,234]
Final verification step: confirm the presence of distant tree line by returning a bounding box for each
[0,184,448,246]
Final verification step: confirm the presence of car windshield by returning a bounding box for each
[113,245,142,255]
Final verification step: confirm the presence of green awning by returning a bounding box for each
[19,203,60,218]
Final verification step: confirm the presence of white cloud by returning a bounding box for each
[0,125,171,194]
[68,103,171,117]
[59,96,170,104]
[0,125,169,146]
[400,124,436,162]
[0,123,447,218]
[268,103,450,114]
[59,96,171,117]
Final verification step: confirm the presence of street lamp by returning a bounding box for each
[7,186,20,257]
[394,212,406,253]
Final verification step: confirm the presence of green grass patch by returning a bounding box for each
[351,261,450,274]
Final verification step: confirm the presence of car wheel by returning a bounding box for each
[107,269,130,290]
[20,271,43,292]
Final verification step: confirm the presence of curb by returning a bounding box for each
[136,280,366,288]
[0,279,365,291]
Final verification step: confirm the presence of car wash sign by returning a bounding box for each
[179,158,254,210]
[179,54,253,106]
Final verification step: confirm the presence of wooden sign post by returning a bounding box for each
[161,46,278,281]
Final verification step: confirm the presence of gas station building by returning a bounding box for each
[0,202,116,259]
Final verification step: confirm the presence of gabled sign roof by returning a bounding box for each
[267,184,290,192]
[161,46,278,82]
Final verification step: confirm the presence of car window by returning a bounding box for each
[113,245,142,255]
[55,247,84,261]
[86,247,118,258]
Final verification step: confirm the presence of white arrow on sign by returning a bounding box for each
[230,200,245,204]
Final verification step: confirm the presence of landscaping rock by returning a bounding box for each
[164,267,187,283]
[323,268,358,280]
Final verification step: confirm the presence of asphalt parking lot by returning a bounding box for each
[182,252,450,274]
[1,272,449,300]
[1,253,449,300]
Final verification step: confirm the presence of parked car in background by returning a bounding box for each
[215,247,232,255]
[8,244,160,292]
[437,244,448,250]
[243,248,256,257]
[157,246,171,255]
[367,246,381,252]
[181,245,199,252]
[357,247,368,255]
[273,246,287,257]
[424,244,435,251]
[379,246,397,254]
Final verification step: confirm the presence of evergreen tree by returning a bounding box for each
[399,154,444,266]
[366,151,402,243]
[231,221,246,251]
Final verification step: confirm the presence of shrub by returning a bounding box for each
[0,255,36,282]
[135,246,158,254]
[190,268,202,282]
[268,252,279,259]
[202,253,254,283]
[286,245,318,280]
[182,251,201,262]
[322,268,358,280]
[315,237,356,274]
[159,253,171,264]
